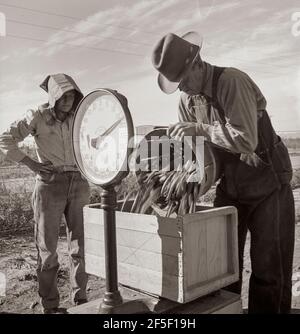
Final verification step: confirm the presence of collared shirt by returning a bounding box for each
[0,107,77,168]
[178,62,267,154]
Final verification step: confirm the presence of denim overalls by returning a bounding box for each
[180,66,295,313]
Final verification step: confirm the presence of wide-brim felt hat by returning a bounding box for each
[152,31,203,94]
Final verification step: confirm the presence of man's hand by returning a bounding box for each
[20,156,55,177]
[167,122,199,141]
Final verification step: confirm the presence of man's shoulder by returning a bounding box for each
[220,67,251,82]
[216,66,265,103]
[25,104,53,124]
[217,67,256,93]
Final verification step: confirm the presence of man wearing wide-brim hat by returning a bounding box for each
[152,32,295,314]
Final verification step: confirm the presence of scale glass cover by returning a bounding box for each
[72,89,134,186]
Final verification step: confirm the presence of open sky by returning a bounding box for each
[0,0,300,135]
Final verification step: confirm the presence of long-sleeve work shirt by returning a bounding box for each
[0,107,77,168]
[178,62,268,154]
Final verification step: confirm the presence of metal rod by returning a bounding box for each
[99,186,123,310]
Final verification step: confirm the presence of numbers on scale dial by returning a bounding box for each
[77,92,128,182]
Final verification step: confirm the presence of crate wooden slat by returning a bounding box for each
[83,203,239,303]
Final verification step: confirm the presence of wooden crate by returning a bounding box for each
[83,203,239,304]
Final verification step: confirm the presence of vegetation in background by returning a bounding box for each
[291,169,300,189]
[0,140,300,235]
[0,187,33,235]
[282,137,300,151]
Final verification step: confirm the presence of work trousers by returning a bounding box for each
[214,158,295,313]
[32,171,90,309]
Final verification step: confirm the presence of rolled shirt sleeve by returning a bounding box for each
[0,109,37,162]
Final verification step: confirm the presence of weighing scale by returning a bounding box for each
[72,88,154,313]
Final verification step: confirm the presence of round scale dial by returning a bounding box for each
[72,89,134,186]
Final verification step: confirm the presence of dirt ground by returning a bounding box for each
[0,234,106,314]
[0,221,299,314]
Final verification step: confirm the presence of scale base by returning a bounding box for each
[68,298,154,314]
[98,299,153,314]
[68,290,242,314]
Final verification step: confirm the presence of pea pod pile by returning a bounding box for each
[121,128,218,217]
[133,167,203,217]
[122,158,207,217]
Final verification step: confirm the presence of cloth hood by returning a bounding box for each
[40,73,83,109]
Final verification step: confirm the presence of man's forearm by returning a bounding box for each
[20,156,37,171]
[196,122,257,154]
[20,156,55,175]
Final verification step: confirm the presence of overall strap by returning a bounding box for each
[206,66,241,159]
[211,66,226,121]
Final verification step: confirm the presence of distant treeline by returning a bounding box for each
[281,137,300,150]
[0,144,37,166]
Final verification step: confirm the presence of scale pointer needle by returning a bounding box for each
[90,117,124,149]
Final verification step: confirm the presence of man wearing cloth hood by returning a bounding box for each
[152,32,295,313]
[0,74,90,313]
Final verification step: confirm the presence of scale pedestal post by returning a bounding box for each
[98,186,123,313]
[98,186,152,314]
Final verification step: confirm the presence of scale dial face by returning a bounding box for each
[72,89,133,186]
